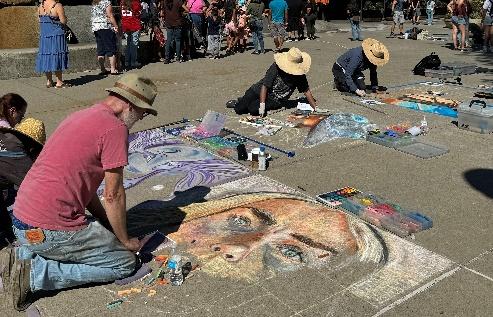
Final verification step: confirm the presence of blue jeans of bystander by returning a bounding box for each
[350,19,362,41]
[125,31,140,67]
[166,27,182,61]
[250,19,264,53]
[426,9,434,24]
[14,220,137,292]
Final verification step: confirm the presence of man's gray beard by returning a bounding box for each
[122,110,140,129]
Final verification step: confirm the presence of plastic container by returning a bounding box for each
[366,131,416,149]
[258,146,267,171]
[441,62,476,76]
[457,99,493,134]
[168,255,184,286]
[396,141,449,159]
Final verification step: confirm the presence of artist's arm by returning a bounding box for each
[103,167,139,251]
[369,63,379,91]
[392,0,396,11]
[86,193,111,227]
[284,7,288,25]
[304,89,317,111]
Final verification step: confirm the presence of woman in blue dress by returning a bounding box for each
[35,0,70,88]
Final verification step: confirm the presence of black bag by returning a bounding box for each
[64,25,78,44]
[413,52,441,76]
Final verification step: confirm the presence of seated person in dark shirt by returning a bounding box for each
[0,96,45,247]
[226,47,318,117]
[332,38,389,97]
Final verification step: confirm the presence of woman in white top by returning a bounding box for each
[91,0,120,75]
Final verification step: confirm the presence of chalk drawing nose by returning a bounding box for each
[211,244,249,262]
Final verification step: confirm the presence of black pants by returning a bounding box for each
[234,87,284,116]
[332,63,365,92]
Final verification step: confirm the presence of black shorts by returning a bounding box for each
[287,16,300,32]
[94,29,117,57]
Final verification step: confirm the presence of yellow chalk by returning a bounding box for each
[148,290,157,297]
[117,290,132,296]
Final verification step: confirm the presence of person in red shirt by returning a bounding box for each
[121,0,142,68]
[1,74,158,311]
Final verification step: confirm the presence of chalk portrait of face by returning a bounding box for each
[164,193,386,281]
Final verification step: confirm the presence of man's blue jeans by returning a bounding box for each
[426,9,433,24]
[251,19,264,53]
[350,19,362,41]
[125,31,140,67]
[166,27,182,61]
[14,220,137,291]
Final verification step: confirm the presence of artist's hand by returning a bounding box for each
[122,237,141,252]
[355,89,366,97]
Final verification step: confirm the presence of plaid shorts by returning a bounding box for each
[393,11,404,25]
[271,23,287,38]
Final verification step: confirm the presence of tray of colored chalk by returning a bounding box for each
[317,188,433,237]
[366,130,416,149]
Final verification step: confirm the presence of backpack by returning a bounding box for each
[413,52,441,76]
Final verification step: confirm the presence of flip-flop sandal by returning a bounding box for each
[98,70,110,76]
[55,83,71,88]
[110,71,122,75]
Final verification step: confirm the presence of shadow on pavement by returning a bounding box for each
[126,186,211,237]
[463,168,493,199]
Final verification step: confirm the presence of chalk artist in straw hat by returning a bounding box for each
[226,47,318,117]
[332,38,389,97]
[0,94,46,248]
[2,74,158,311]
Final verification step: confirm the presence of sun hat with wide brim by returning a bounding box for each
[105,73,158,116]
[274,47,312,76]
[362,38,390,67]
[0,118,46,154]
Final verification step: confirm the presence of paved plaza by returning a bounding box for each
[0,21,492,316]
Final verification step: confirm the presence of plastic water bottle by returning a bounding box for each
[168,254,184,286]
[258,146,267,171]
[420,116,429,134]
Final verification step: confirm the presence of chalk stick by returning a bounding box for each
[114,263,152,285]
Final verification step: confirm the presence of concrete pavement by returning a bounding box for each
[0,20,492,317]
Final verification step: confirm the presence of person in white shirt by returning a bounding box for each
[482,0,493,52]
[426,0,435,25]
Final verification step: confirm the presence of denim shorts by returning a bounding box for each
[451,15,466,26]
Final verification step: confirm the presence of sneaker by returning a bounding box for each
[163,59,170,64]
[0,247,15,293]
[285,39,293,42]
[226,100,237,109]
[11,258,33,311]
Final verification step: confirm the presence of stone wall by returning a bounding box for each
[0,6,39,49]
[0,5,94,49]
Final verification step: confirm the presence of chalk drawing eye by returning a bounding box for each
[227,214,251,227]
[277,244,304,262]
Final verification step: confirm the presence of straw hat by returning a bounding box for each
[362,38,389,67]
[106,74,158,116]
[274,47,311,76]
[0,118,46,154]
